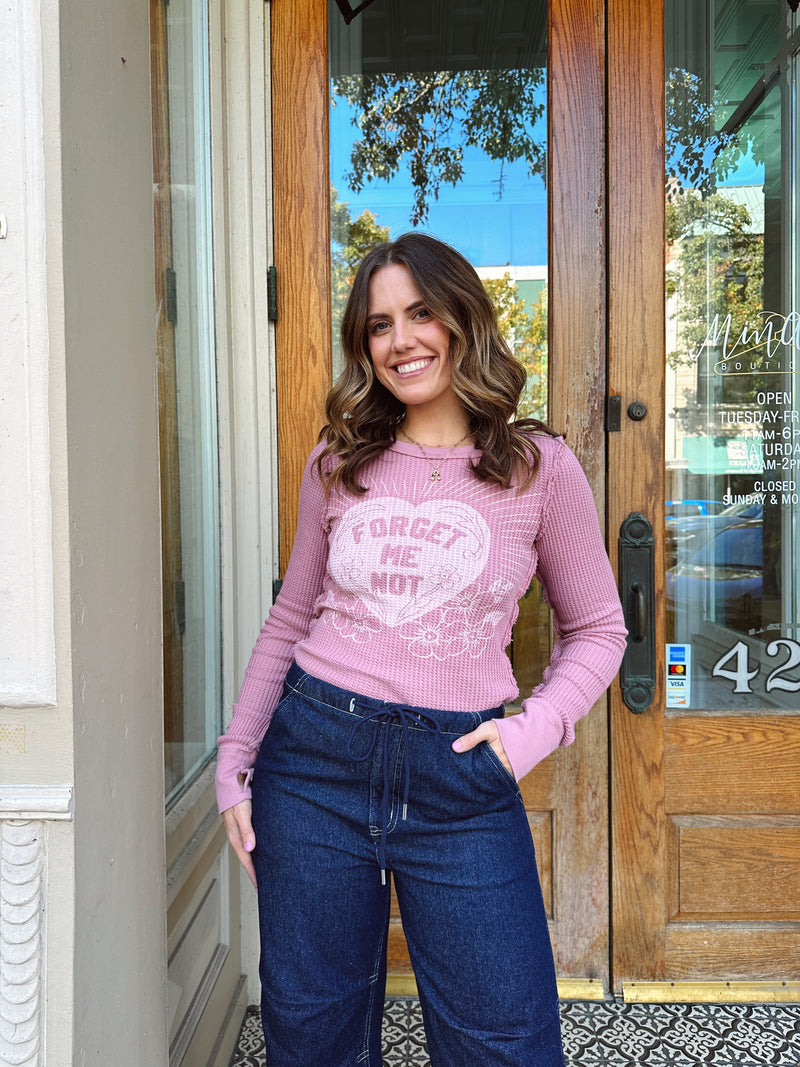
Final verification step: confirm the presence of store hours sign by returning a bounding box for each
[669,307,800,707]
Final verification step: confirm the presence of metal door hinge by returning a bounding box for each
[606,394,622,432]
[166,267,177,324]
[174,579,186,635]
[272,578,283,603]
[267,265,278,322]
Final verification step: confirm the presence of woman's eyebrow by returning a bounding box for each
[366,300,426,322]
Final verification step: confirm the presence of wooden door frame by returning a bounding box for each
[547,0,609,982]
[607,0,667,987]
[271,0,612,985]
[272,0,333,573]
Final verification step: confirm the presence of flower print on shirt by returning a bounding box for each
[331,599,382,643]
[403,589,505,662]
[439,577,514,619]
[405,612,452,659]
[426,562,463,601]
[487,577,515,603]
[441,585,484,616]
[460,610,505,657]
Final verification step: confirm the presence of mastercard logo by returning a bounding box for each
[668,664,686,675]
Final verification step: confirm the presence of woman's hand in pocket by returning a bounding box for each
[452,719,514,778]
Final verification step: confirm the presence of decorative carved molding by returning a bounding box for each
[0,786,73,821]
[0,820,44,1067]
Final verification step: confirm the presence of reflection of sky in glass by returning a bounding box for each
[666,140,765,189]
[717,147,764,188]
[329,91,547,267]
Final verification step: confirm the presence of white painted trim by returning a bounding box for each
[166,804,221,905]
[213,0,278,717]
[0,820,45,1065]
[167,849,231,1064]
[170,943,230,1065]
[0,0,57,708]
[0,785,74,821]
[165,759,217,837]
[209,0,274,1007]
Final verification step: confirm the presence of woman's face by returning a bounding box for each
[366,264,456,416]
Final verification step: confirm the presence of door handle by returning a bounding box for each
[618,512,655,713]
[632,581,647,642]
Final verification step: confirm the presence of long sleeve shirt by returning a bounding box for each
[216,434,627,813]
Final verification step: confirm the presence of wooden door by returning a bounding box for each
[609,0,800,995]
[272,0,800,994]
[272,0,611,992]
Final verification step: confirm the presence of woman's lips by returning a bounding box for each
[394,356,434,376]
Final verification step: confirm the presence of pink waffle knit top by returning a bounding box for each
[216,434,627,813]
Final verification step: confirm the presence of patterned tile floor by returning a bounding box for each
[230,998,800,1066]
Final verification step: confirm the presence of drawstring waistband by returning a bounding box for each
[346,700,440,884]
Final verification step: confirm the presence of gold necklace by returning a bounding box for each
[399,428,471,482]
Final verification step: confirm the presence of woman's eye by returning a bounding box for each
[370,320,390,334]
[414,308,431,320]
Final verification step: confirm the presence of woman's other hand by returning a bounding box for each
[452,719,515,778]
[221,799,257,889]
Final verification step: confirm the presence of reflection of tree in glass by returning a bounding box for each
[666,191,764,433]
[332,69,545,225]
[516,287,548,423]
[330,186,391,355]
[666,69,734,197]
[482,275,548,422]
[666,68,764,199]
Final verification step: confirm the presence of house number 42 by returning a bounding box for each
[712,639,800,694]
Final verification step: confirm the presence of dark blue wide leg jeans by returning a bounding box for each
[251,663,565,1067]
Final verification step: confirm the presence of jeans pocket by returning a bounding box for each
[477,741,521,798]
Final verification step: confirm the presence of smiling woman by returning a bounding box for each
[216,230,626,1066]
[366,264,459,433]
[322,232,548,497]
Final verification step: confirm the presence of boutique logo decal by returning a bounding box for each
[691,311,800,375]
[328,497,490,629]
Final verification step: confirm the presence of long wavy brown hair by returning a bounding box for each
[318,232,556,494]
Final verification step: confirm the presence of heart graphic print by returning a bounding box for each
[328,497,491,628]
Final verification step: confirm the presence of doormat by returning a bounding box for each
[230,998,800,1066]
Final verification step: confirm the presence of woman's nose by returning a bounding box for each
[392,322,415,350]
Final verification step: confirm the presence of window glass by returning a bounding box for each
[152,0,222,804]
[328,0,549,695]
[665,0,800,708]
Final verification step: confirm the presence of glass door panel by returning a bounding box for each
[328,0,550,697]
[328,0,558,984]
[665,0,800,710]
[152,0,222,807]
